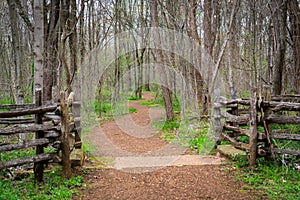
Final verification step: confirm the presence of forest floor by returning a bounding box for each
[73,92,264,200]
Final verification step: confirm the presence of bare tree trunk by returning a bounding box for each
[270,0,287,95]
[150,0,174,121]
[135,48,145,99]
[203,0,219,115]
[145,49,151,91]
[7,0,25,139]
[79,0,85,66]
[227,1,237,100]
[7,0,25,103]
[33,0,44,94]
[135,0,146,99]
[88,0,94,50]
[68,0,78,95]
[187,0,205,115]
[43,0,60,103]
[33,1,45,180]
[266,18,273,95]
[204,0,216,58]
[211,0,239,92]
[113,0,121,100]
[59,0,71,95]
[287,0,300,94]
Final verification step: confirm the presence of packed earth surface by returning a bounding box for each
[74,92,265,200]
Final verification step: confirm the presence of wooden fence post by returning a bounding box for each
[262,86,273,161]
[60,91,71,178]
[214,89,222,147]
[72,101,81,147]
[34,88,44,182]
[249,88,258,167]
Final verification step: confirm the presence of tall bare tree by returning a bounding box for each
[43,0,60,102]
[270,0,287,95]
[7,0,23,104]
[33,0,44,93]
[187,0,207,115]
[287,0,300,94]
[150,0,174,121]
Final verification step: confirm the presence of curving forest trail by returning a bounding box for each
[74,92,263,200]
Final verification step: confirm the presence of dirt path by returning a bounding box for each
[85,92,187,157]
[75,92,261,199]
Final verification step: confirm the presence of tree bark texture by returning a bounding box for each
[270,0,287,95]
[150,0,174,121]
[60,91,71,179]
[33,0,44,100]
[287,0,300,94]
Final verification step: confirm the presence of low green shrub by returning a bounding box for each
[233,156,300,200]
[0,169,84,200]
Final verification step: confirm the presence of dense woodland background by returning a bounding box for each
[0,0,299,118]
[0,2,300,198]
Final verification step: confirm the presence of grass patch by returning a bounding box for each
[128,96,143,101]
[140,100,161,107]
[272,124,300,134]
[231,154,249,169]
[80,127,96,156]
[140,95,180,111]
[153,116,180,142]
[94,101,113,117]
[0,134,56,163]
[0,98,14,105]
[153,118,180,132]
[237,164,300,200]
[0,148,36,162]
[185,120,215,154]
[0,98,14,111]
[0,169,84,200]
[156,118,215,154]
[232,155,300,200]
[128,107,137,113]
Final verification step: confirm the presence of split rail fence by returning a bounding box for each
[0,89,81,181]
[214,94,300,166]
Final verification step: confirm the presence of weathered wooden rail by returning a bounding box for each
[0,89,81,181]
[214,94,300,166]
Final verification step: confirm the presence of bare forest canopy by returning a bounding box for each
[0,0,299,119]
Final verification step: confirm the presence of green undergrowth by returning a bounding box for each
[140,99,162,107]
[272,124,300,151]
[0,98,14,112]
[93,95,141,119]
[181,119,215,154]
[239,124,300,157]
[155,117,215,154]
[128,107,137,113]
[128,96,143,101]
[233,156,300,200]
[0,148,36,162]
[0,169,84,200]
[0,98,13,105]
[0,134,56,162]
[140,94,181,112]
[153,117,180,133]
[80,127,96,156]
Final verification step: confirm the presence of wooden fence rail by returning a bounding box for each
[0,89,81,181]
[215,94,300,166]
